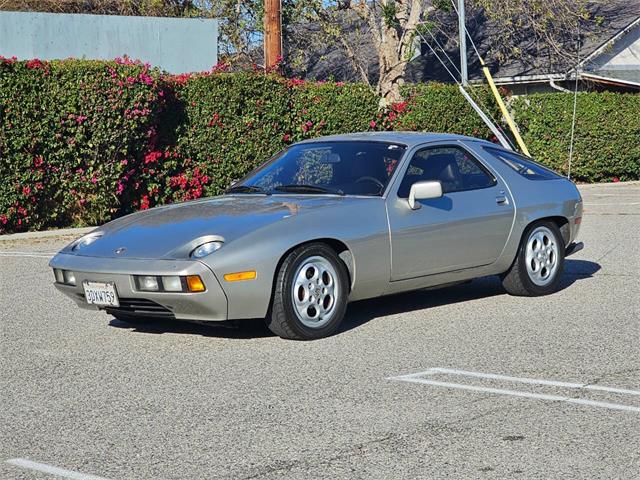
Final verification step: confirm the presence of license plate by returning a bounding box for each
[83,281,120,307]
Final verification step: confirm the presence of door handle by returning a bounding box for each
[496,195,509,205]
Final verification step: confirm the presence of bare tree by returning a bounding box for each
[308,0,434,106]
[291,0,605,104]
[469,0,597,71]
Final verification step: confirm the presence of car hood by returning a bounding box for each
[65,195,349,259]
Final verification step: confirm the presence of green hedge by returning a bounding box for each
[398,83,501,139]
[1,58,638,234]
[0,57,165,232]
[512,92,640,182]
[150,72,293,203]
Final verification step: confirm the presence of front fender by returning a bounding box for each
[203,198,390,320]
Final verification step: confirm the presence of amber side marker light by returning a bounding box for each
[186,275,206,292]
[224,271,257,282]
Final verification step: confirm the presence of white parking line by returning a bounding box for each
[390,368,640,413]
[0,251,55,258]
[428,368,640,396]
[6,458,111,480]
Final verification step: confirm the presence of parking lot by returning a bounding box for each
[1,181,639,479]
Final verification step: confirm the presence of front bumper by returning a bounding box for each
[49,253,228,321]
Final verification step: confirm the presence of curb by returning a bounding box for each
[578,181,639,188]
[0,226,96,242]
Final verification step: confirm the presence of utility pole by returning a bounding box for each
[264,0,282,70]
[458,0,468,85]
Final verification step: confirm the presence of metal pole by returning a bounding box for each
[458,0,468,85]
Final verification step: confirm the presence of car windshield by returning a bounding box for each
[229,141,407,196]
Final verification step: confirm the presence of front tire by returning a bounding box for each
[502,220,565,296]
[266,243,349,340]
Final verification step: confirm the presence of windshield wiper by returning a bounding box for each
[273,184,344,195]
[225,185,270,195]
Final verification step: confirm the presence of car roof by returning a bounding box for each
[297,131,494,148]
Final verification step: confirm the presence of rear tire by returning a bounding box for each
[502,220,565,296]
[266,243,349,340]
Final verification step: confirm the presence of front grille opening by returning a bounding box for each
[106,298,175,319]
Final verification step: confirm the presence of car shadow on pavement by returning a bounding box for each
[108,259,601,339]
[108,317,274,339]
[338,259,601,335]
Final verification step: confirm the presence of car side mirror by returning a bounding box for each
[408,181,443,209]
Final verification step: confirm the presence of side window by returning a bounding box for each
[483,147,562,180]
[397,146,495,198]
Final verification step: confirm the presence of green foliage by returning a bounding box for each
[289,80,378,140]
[158,72,293,200]
[380,2,400,29]
[1,59,638,234]
[398,83,501,138]
[511,92,640,182]
[0,57,164,233]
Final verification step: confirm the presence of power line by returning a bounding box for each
[417,25,515,149]
[416,29,514,150]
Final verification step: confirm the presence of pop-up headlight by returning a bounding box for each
[191,241,223,259]
[71,232,103,251]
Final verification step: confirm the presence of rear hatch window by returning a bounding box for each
[484,147,563,180]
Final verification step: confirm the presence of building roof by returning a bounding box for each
[407,0,640,86]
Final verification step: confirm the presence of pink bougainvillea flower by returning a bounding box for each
[22,186,31,196]
[391,101,408,113]
[612,177,620,183]
[144,151,162,164]
[0,215,7,225]
[369,120,377,129]
[91,176,98,184]
[282,134,291,142]
[138,73,153,85]
[25,59,47,70]
[140,195,150,210]
[211,61,230,73]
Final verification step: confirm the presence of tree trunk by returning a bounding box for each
[377,53,407,107]
[368,0,429,108]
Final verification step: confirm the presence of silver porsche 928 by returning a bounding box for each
[50,132,584,340]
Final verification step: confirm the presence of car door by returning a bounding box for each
[387,143,515,281]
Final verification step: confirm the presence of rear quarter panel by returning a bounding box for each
[466,142,583,272]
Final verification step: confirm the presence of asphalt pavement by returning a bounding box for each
[1,182,639,479]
